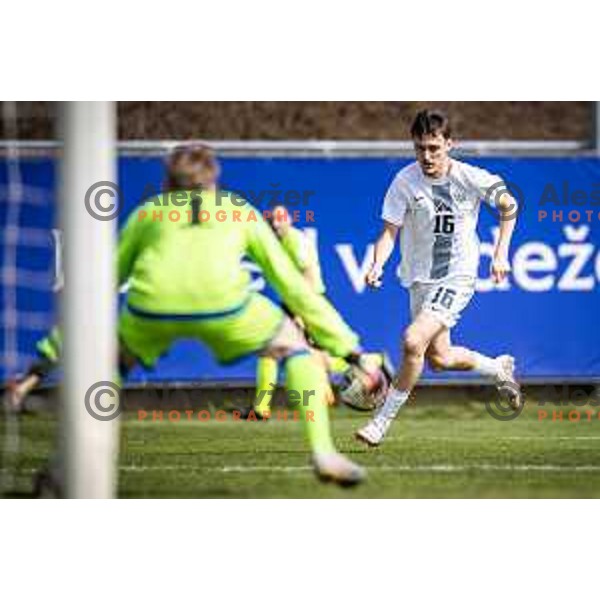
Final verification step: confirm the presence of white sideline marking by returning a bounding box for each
[120,465,312,473]
[119,464,600,474]
[505,436,600,441]
[386,436,600,442]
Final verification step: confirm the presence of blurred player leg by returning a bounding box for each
[254,356,279,417]
[8,327,62,412]
[8,370,41,412]
[263,316,364,485]
[284,352,334,454]
[37,327,62,364]
[284,352,364,485]
[314,350,338,406]
[253,352,335,417]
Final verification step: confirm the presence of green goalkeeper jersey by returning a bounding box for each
[118,189,358,357]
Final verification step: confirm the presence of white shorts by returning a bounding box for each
[409,277,475,329]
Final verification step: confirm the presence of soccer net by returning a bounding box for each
[0,102,118,498]
[0,102,57,495]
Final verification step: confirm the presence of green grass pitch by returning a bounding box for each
[4,396,600,498]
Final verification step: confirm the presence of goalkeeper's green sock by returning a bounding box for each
[284,352,336,456]
[255,356,279,416]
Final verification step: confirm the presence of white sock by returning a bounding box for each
[374,386,409,425]
[472,352,501,379]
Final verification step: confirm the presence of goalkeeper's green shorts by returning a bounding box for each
[118,293,284,369]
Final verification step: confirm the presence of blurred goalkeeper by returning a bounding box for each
[117,145,384,486]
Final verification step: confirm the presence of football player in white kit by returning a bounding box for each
[356,109,521,447]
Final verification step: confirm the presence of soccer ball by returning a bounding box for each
[338,354,392,411]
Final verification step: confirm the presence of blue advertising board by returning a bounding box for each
[1,154,599,383]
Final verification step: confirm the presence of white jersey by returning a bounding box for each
[382,159,505,287]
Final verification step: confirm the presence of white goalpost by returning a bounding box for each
[60,102,119,498]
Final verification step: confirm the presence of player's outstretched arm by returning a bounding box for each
[491,193,517,283]
[304,261,322,292]
[366,221,399,288]
[245,210,359,357]
[278,228,317,290]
